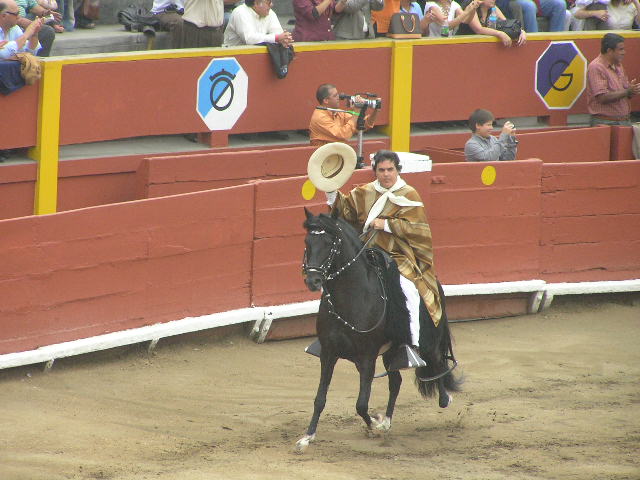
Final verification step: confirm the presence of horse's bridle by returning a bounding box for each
[302,225,387,334]
[302,229,343,281]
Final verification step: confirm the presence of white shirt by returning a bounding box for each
[223,3,283,46]
[424,0,463,37]
[0,25,41,59]
[182,0,224,27]
[151,0,185,14]
[606,2,637,29]
[574,0,609,6]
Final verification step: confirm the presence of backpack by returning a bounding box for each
[117,5,160,32]
[14,53,42,85]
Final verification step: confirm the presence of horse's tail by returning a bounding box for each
[415,282,462,399]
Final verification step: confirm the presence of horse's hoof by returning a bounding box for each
[294,434,315,454]
[371,414,391,432]
[439,393,453,408]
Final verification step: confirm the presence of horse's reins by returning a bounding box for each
[303,227,388,334]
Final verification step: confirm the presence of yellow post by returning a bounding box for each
[382,40,413,152]
[30,59,63,215]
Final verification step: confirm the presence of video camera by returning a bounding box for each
[339,92,382,110]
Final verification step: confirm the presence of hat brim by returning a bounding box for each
[307,142,357,192]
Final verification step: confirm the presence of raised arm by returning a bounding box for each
[467,7,512,46]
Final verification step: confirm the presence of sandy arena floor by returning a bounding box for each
[1,294,639,480]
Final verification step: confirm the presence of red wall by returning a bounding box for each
[411,38,640,123]
[430,160,543,284]
[0,185,254,354]
[138,141,388,199]
[5,36,639,152]
[413,125,617,163]
[0,163,37,219]
[0,84,39,150]
[516,126,610,162]
[1,160,639,355]
[540,161,640,282]
[0,125,633,221]
[58,48,391,145]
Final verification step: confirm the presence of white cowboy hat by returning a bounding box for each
[307,142,357,192]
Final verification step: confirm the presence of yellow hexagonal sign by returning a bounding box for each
[535,41,587,110]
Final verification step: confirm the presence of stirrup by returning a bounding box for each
[388,344,427,371]
[305,339,321,358]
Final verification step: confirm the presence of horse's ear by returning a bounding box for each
[304,207,314,220]
[330,207,340,219]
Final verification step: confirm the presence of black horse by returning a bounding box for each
[296,208,460,452]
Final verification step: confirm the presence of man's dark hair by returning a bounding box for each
[468,109,494,132]
[372,150,402,172]
[0,2,8,13]
[601,33,624,54]
[316,83,335,104]
[245,0,256,7]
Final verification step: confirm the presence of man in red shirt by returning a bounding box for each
[586,33,640,127]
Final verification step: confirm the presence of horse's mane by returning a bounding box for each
[303,213,363,248]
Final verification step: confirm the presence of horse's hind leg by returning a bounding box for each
[423,348,453,408]
[437,376,453,408]
[295,354,337,453]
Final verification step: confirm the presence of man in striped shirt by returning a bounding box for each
[586,33,640,127]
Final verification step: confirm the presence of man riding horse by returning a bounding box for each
[309,145,442,370]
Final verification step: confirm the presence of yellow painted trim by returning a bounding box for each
[294,39,393,52]
[30,60,63,215]
[382,41,413,152]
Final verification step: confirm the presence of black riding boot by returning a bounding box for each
[388,344,427,371]
[305,339,322,358]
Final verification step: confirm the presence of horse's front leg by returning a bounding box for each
[370,351,403,433]
[355,356,377,432]
[295,353,338,453]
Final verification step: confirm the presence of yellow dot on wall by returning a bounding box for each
[481,166,496,186]
[302,179,317,200]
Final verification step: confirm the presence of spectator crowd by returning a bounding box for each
[1,0,639,59]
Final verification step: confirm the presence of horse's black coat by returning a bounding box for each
[300,209,461,443]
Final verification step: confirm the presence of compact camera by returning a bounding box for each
[339,93,382,110]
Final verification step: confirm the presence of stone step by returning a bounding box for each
[51,24,171,56]
[98,0,293,25]
[49,13,295,56]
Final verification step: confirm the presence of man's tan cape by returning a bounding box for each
[332,181,442,326]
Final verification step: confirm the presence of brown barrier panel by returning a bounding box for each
[59,48,391,146]
[251,168,431,306]
[540,161,640,283]
[0,163,37,220]
[0,184,255,354]
[0,85,39,150]
[57,156,143,212]
[516,126,610,162]
[610,126,635,161]
[413,127,612,163]
[417,146,466,164]
[138,142,388,199]
[429,160,543,284]
[411,37,640,123]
